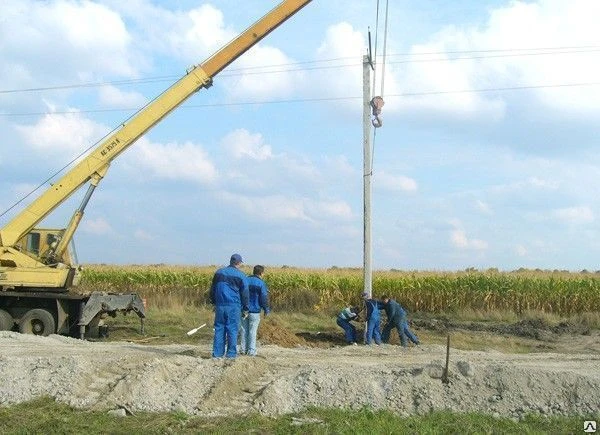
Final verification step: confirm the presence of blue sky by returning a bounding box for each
[2,0,600,271]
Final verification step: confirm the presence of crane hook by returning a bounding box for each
[370,96,385,128]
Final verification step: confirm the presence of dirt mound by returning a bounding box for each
[258,317,309,348]
[413,317,591,341]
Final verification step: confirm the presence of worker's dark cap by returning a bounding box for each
[230,253,243,265]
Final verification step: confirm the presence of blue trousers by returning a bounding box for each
[336,317,357,343]
[213,305,241,358]
[365,317,382,344]
[382,315,419,347]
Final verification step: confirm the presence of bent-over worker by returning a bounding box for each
[381,295,419,347]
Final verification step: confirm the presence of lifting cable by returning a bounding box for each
[0,129,116,219]
[370,0,390,174]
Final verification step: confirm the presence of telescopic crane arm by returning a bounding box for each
[0,0,311,249]
[0,0,312,289]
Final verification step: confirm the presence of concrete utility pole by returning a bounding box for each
[362,54,373,298]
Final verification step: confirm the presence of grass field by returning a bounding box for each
[100,305,592,355]
[0,397,588,435]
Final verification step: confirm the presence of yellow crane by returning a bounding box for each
[0,0,312,338]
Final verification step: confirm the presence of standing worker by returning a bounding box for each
[380,295,420,347]
[210,253,249,359]
[362,292,383,345]
[240,265,270,356]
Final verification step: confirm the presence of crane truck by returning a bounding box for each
[0,0,312,339]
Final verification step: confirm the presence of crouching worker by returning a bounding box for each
[381,295,419,347]
[337,306,360,345]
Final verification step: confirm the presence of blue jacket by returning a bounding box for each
[210,265,249,310]
[247,275,270,314]
[383,299,407,320]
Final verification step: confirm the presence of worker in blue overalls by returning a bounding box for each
[361,292,383,345]
[210,253,249,359]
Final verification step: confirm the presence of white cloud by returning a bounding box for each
[482,0,600,113]
[12,183,40,198]
[95,1,233,62]
[218,192,352,223]
[395,0,600,120]
[492,174,560,194]
[221,129,273,161]
[1,0,138,90]
[279,154,322,183]
[218,129,338,195]
[81,217,113,235]
[390,39,505,121]
[314,200,353,220]
[552,206,594,224]
[184,4,234,53]
[15,109,108,155]
[324,155,355,177]
[98,85,148,108]
[475,200,492,215]
[224,45,305,100]
[314,23,365,99]
[0,183,39,215]
[375,171,418,192]
[515,244,528,257]
[134,228,154,241]
[527,176,559,190]
[118,2,302,100]
[317,22,364,62]
[220,192,312,222]
[449,220,488,251]
[132,138,217,184]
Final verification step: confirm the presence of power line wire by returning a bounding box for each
[1,45,600,95]
[2,81,599,118]
[3,80,599,217]
[0,130,114,219]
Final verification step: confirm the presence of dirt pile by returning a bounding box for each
[258,317,310,348]
[0,331,599,419]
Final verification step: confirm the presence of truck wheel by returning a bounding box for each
[19,309,56,336]
[0,309,14,331]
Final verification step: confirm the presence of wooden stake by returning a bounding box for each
[441,334,450,384]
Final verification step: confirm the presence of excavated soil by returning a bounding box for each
[1,320,599,419]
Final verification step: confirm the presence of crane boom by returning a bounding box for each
[0,0,312,340]
[0,0,312,295]
[0,0,312,249]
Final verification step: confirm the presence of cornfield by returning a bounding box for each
[79,264,600,315]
